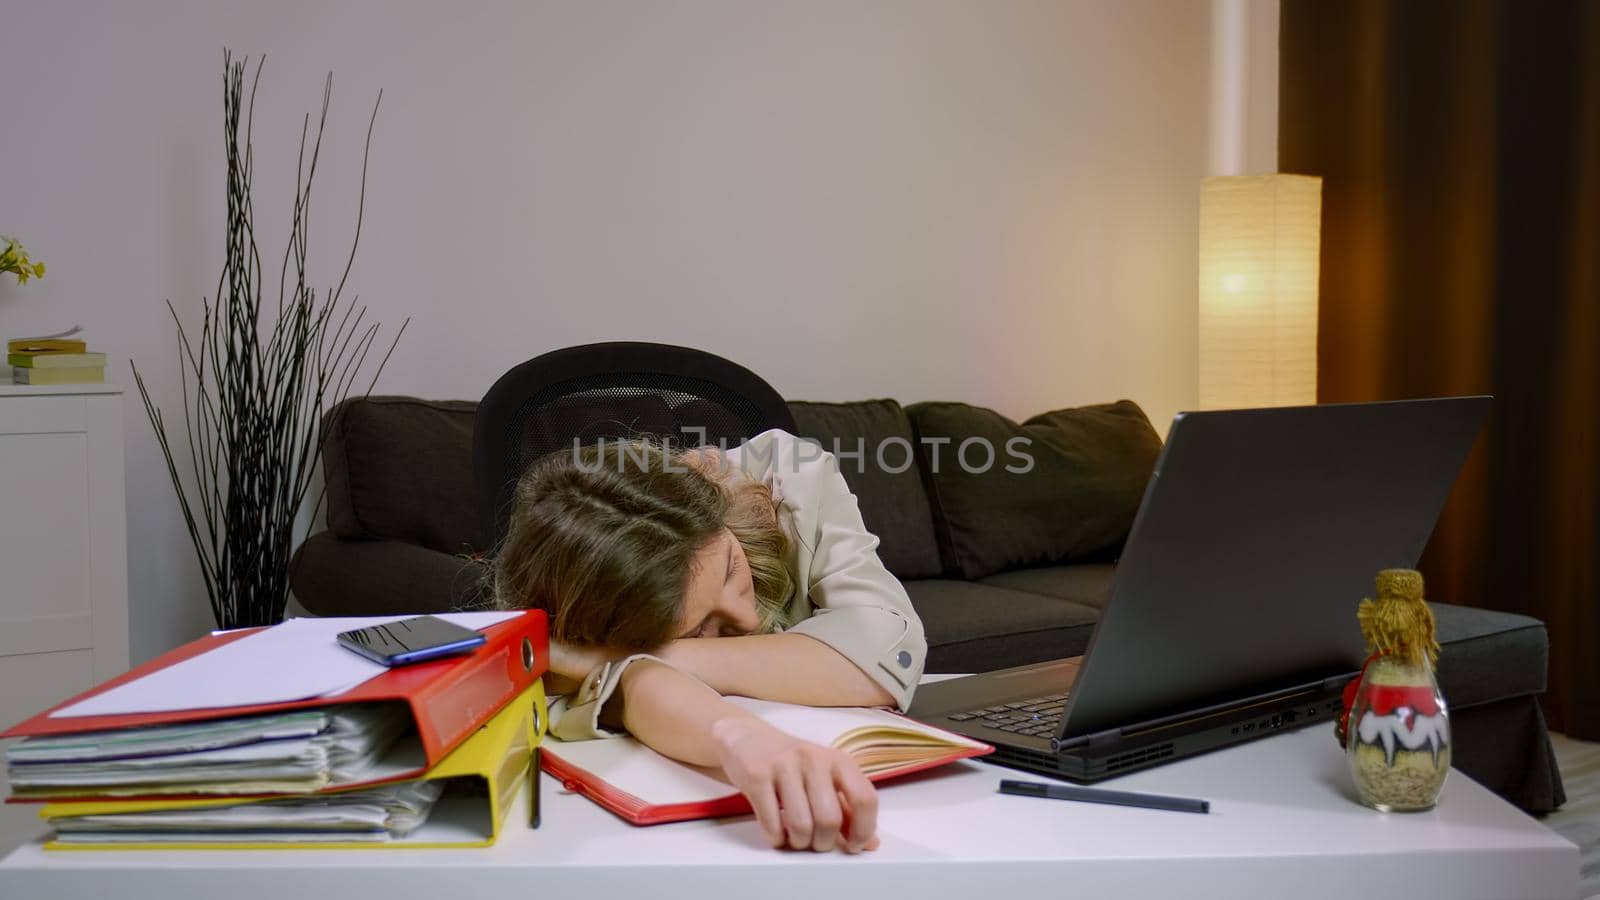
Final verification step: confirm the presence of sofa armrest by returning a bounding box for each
[289,530,492,617]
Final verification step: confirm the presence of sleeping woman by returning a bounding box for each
[492,429,926,855]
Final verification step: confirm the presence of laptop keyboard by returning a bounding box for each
[946,692,1068,737]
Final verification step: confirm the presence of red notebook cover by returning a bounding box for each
[540,709,993,826]
[3,610,548,803]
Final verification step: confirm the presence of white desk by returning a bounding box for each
[0,723,1577,900]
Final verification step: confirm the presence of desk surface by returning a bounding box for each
[0,723,1577,900]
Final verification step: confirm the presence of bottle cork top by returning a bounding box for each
[1375,568,1424,601]
[1358,568,1439,667]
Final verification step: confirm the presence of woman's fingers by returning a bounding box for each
[774,759,813,850]
[715,723,878,854]
[745,779,785,849]
[833,756,879,852]
[801,757,846,852]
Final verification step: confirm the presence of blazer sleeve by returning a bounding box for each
[777,436,928,712]
[545,653,671,742]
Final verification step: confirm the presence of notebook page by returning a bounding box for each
[725,697,989,750]
[546,737,736,806]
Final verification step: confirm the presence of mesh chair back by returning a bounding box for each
[473,341,796,549]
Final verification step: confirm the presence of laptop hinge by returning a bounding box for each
[1050,733,1088,753]
[1085,727,1125,750]
[1051,728,1123,754]
[1323,673,1358,693]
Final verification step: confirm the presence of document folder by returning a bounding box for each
[35,681,548,849]
[4,610,549,802]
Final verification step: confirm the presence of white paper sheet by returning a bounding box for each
[51,780,445,837]
[8,710,330,762]
[49,612,523,718]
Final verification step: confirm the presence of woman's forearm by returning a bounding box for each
[605,657,758,767]
[655,633,895,708]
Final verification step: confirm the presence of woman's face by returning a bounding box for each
[676,528,760,639]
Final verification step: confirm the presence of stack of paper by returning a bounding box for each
[32,686,543,849]
[6,704,413,797]
[49,781,447,844]
[0,611,550,849]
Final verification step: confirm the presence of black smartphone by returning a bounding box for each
[335,615,487,666]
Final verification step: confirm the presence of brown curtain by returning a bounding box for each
[1281,0,1600,738]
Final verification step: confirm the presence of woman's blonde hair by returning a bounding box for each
[492,438,793,650]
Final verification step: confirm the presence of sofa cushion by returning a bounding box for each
[788,399,944,580]
[1431,602,1548,710]
[906,400,1162,579]
[904,579,1101,673]
[978,563,1117,610]
[291,530,491,616]
[323,396,482,555]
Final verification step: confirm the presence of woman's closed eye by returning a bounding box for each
[688,613,753,639]
[676,531,757,640]
[679,616,719,640]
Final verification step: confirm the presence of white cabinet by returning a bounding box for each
[0,379,130,853]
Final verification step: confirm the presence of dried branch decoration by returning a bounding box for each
[133,51,407,629]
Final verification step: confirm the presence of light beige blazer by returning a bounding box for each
[550,429,928,740]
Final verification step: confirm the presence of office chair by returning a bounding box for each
[472,341,796,551]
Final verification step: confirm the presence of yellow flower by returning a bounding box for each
[0,235,46,285]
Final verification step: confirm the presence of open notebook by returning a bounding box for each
[541,696,993,825]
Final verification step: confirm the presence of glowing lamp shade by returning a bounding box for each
[1198,174,1322,409]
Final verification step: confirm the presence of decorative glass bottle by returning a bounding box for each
[1339,569,1450,812]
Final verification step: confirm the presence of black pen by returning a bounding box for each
[998,779,1210,814]
[529,745,542,829]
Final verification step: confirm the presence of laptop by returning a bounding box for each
[907,397,1491,782]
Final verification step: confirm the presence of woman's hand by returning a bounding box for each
[605,656,880,854]
[708,716,880,853]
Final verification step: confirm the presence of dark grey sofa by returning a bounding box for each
[289,395,1566,814]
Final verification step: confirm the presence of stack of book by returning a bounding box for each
[1,611,549,849]
[8,329,106,385]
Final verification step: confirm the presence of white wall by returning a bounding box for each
[1209,0,1280,175]
[1,0,1229,665]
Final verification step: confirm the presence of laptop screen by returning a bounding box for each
[1058,397,1490,738]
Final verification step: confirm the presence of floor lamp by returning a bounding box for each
[1198,174,1322,409]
